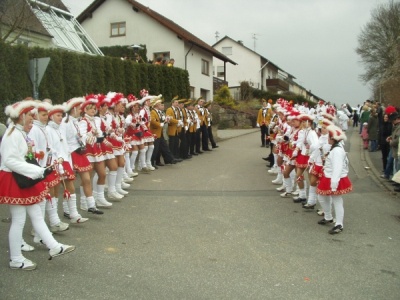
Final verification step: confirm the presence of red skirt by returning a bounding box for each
[100,142,115,160]
[317,176,352,196]
[309,164,323,178]
[296,153,309,168]
[57,161,75,181]
[0,171,48,205]
[71,151,93,173]
[44,170,61,188]
[142,131,154,143]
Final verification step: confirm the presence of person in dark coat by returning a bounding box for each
[367,109,378,152]
[380,114,392,172]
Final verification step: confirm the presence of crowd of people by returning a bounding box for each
[258,99,353,235]
[0,91,218,270]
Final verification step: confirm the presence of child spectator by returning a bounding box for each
[361,122,369,150]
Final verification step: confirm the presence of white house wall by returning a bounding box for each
[214,39,261,89]
[79,0,213,99]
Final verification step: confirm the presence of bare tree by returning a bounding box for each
[356,1,400,86]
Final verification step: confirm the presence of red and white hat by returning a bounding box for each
[326,124,346,141]
[318,118,334,128]
[64,97,85,112]
[36,101,52,113]
[299,114,315,122]
[321,112,335,121]
[82,94,99,110]
[48,104,65,118]
[5,100,37,119]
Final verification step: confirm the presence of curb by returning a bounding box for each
[361,137,396,194]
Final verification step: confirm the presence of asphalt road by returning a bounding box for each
[0,127,399,300]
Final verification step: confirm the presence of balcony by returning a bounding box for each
[266,78,289,92]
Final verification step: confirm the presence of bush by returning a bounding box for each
[213,85,236,108]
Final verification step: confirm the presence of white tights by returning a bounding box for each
[318,195,344,226]
[9,203,59,262]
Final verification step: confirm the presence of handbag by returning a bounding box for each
[12,157,45,189]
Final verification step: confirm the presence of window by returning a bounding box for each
[200,89,209,100]
[111,22,126,37]
[201,59,209,76]
[221,46,232,55]
[217,66,225,77]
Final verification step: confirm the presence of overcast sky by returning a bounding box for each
[62,0,385,106]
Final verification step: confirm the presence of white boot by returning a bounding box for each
[80,186,88,211]
[68,194,89,223]
[116,184,128,195]
[47,197,69,233]
[96,185,113,207]
[272,170,283,185]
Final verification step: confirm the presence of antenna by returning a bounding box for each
[252,33,260,51]
[215,31,220,42]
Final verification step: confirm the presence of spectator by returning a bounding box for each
[361,122,369,150]
[380,114,392,173]
[367,109,378,152]
[359,105,370,134]
[167,58,175,67]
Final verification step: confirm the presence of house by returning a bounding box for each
[0,0,101,55]
[213,36,317,102]
[76,0,236,101]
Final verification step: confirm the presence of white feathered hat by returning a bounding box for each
[5,100,37,119]
[64,97,85,112]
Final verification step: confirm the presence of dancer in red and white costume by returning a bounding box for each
[96,95,124,201]
[302,119,332,210]
[0,101,75,270]
[292,114,319,204]
[139,94,156,171]
[316,125,352,234]
[104,92,129,195]
[28,101,68,239]
[79,96,113,208]
[60,97,102,221]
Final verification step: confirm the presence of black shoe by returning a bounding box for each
[63,212,70,219]
[394,187,400,192]
[153,165,159,169]
[328,225,343,234]
[293,197,307,203]
[174,158,183,162]
[203,149,212,151]
[261,145,265,147]
[318,218,334,225]
[156,162,165,166]
[262,157,269,161]
[212,145,219,148]
[192,152,198,156]
[197,151,203,154]
[88,207,104,215]
[266,144,270,148]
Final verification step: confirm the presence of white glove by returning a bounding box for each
[256,123,260,128]
[178,120,183,127]
[58,163,65,175]
[116,136,124,142]
[160,122,165,127]
[87,135,96,146]
[292,149,298,157]
[330,180,339,192]
[185,126,188,131]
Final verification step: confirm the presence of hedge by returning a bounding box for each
[0,42,190,107]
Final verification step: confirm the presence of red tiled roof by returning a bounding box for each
[77,0,236,65]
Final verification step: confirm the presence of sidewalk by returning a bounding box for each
[216,128,259,140]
